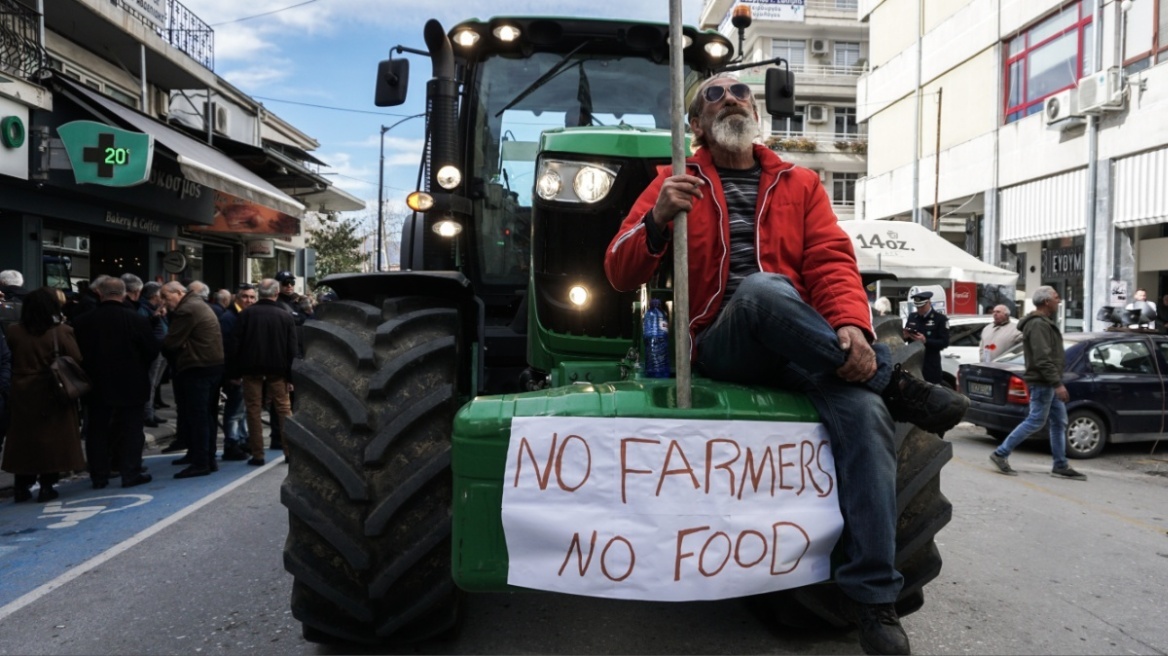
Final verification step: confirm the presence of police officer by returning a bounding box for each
[274,271,305,326]
[270,271,304,453]
[903,291,950,385]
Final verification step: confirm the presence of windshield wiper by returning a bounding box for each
[494,40,594,118]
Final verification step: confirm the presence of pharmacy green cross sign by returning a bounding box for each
[58,120,154,187]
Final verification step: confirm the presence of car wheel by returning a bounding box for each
[1066,410,1107,459]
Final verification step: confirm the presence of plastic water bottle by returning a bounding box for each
[643,299,670,378]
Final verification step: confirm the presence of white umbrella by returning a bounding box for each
[840,220,1018,286]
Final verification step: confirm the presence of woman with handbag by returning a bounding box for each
[1,288,86,502]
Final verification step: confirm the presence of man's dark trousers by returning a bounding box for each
[174,365,223,470]
[87,404,146,483]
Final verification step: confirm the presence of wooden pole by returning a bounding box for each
[668,0,691,409]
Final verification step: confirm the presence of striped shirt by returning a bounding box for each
[717,164,762,313]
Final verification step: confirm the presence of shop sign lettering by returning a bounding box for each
[854,233,915,252]
[149,170,202,201]
[502,416,843,601]
[1041,246,1084,280]
[105,211,162,234]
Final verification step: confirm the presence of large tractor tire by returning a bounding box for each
[282,297,462,644]
[749,314,954,628]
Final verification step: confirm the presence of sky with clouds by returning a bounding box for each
[178,0,709,217]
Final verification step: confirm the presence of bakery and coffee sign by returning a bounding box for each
[105,211,162,235]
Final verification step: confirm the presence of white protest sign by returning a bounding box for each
[502,416,843,601]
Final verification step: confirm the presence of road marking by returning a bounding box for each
[39,494,152,529]
[0,457,284,622]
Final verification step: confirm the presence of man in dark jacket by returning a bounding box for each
[989,285,1086,481]
[162,281,225,478]
[73,276,158,488]
[230,278,297,466]
[218,284,257,460]
[903,290,950,384]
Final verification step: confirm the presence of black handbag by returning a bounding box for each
[50,326,91,400]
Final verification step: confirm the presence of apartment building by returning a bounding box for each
[699,0,869,220]
[859,0,1168,330]
[0,0,362,294]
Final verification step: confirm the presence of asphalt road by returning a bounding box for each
[1,424,1165,655]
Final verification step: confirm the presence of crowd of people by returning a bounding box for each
[0,268,308,501]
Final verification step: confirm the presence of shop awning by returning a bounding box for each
[297,185,366,212]
[54,78,305,216]
[840,219,1019,286]
[167,124,365,213]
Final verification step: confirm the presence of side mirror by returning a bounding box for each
[765,68,795,119]
[374,58,410,107]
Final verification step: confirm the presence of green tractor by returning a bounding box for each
[281,14,951,645]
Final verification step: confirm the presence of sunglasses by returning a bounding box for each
[702,83,752,104]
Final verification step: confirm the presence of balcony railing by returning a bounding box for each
[0,0,45,80]
[740,62,866,84]
[766,132,868,154]
[806,0,860,11]
[111,0,214,71]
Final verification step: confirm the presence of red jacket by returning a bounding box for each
[605,145,873,358]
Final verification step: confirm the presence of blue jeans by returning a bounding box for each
[222,382,247,443]
[994,383,1068,469]
[695,273,902,605]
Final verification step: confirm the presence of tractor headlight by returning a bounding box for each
[453,29,480,48]
[568,285,589,307]
[704,42,730,59]
[535,159,620,204]
[432,219,463,237]
[573,166,615,204]
[536,169,563,201]
[436,165,462,190]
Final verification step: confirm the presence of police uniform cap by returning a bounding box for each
[275,271,296,284]
[911,291,933,307]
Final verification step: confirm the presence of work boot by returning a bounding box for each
[853,603,911,655]
[881,365,968,434]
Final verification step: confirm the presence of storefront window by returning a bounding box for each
[251,249,296,285]
[1041,236,1085,332]
[179,242,204,282]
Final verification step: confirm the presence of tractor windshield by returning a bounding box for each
[469,52,686,287]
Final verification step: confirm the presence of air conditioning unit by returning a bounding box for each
[1043,88,1083,128]
[806,104,828,123]
[203,101,230,134]
[810,38,829,55]
[63,236,90,252]
[153,88,170,118]
[1077,67,1124,113]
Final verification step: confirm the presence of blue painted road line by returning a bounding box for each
[0,454,283,609]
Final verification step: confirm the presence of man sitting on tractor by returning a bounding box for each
[605,76,969,656]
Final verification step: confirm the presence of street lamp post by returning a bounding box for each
[376,113,425,272]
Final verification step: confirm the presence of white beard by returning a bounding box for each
[710,112,759,152]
